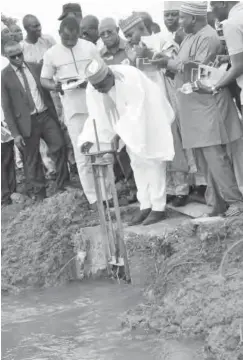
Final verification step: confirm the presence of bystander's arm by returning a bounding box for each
[215,52,243,90]
[215,22,243,91]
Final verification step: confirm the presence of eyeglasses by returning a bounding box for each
[9,52,23,59]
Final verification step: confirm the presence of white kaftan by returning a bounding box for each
[78,65,175,211]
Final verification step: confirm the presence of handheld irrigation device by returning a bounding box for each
[84,119,131,283]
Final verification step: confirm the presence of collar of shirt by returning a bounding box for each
[10,62,27,72]
[228,2,243,18]
[100,38,127,57]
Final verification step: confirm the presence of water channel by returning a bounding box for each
[2,280,159,360]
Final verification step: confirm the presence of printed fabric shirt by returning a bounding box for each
[41,39,101,119]
[21,34,56,63]
[222,2,243,104]
[100,38,131,65]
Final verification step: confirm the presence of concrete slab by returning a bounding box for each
[124,216,187,237]
[167,202,212,218]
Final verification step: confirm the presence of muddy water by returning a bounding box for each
[2,280,159,360]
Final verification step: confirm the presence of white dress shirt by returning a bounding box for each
[41,39,101,120]
[11,63,46,114]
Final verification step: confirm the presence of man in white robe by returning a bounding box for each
[119,12,192,207]
[78,59,175,226]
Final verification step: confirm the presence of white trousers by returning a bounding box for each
[127,148,167,211]
[65,113,111,204]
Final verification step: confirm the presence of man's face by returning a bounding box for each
[164,10,179,32]
[27,17,42,38]
[124,23,148,46]
[93,71,115,93]
[60,27,79,48]
[99,25,119,49]
[1,28,13,43]
[179,12,194,34]
[5,43,24,67]
[210,2,228,22]
[10,25,23,43]
[80,23,99,44]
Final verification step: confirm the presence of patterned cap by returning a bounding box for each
[119,14,143,33]
[85,59,109,85]
[180,1,208,16]
[164,1,182,11]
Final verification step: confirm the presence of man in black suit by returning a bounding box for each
[1,40,69,201]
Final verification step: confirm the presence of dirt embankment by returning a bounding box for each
[1,182,137,294]
[123,218,243,360]
[1,190,99,293]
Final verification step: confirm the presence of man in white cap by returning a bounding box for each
[78,59,175,226]
[152,1,243,217]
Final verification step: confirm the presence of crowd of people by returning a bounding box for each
[1,1,243,226]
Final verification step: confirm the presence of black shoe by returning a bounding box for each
[142,211,166,226]
[166,195,175,203]
[171,195,188,207]
[127,208,151,226]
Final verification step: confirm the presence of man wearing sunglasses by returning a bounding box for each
[1,40,69,201]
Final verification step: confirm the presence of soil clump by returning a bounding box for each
[122,217,243,360]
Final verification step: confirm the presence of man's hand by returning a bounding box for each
[14,135,25,151]
[54,81,64,95]
[214,55,230,67]
[111,134,120,151]
[196,80,216,94]
[81,141,93,154]
[151,53,170,68]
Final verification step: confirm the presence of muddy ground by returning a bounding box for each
[1,171,243,359]
[123,218,243,360]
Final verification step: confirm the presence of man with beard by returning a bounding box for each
[152,1,243,216]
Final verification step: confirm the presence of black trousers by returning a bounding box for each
[20,110,69,195]
[1,140,16,204]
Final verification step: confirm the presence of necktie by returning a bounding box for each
[18,66,36,112]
